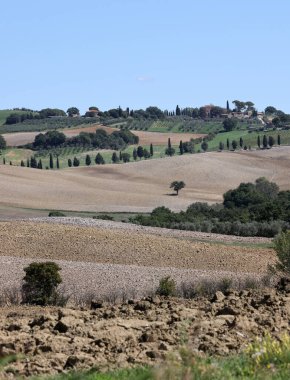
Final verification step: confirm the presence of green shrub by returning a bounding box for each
[22,262,63,306]
[156,276,176,297]
[273,231,290,275]
[48,211,66,217]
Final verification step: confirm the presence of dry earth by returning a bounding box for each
[0,219,275,300]
[0,280,290,378]
[0,147,290,213]
[2,124,205,147]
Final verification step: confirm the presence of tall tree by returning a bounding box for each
[226,138,230,150]
[26,158,29,167]
[168,138,171,149]
[219,141,224,151]
[278,134,281,146]
[150,143,153,156]
[49,153,54,169]
[263,135,268,149]
[30,156,37,168]
[268,136,275,147]
[95,153,105,165]
[85,154,91,166]
[232,140,238,150]
[73,157,80,167]
[133,148,138,161]
[179,140,184,155]
[201,141,208,152]
[176,105,181,116]
[226,100,230,112]
[239,137,243,148]
[20,160,25,167]
[68,158,72,167]
[112,152,119,163]
[38,159,43,169]
[56,156,60,169]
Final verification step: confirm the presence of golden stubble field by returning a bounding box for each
[0,147,290,213]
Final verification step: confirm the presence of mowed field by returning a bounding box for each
[2,124,205,147]
[0,147,290,214]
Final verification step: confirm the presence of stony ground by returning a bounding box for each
[0,279,290,379]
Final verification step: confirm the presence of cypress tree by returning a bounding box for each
[112,152,119,163]
[10,161,12,165]
[232,140,238,150]
[239,137,243,148]
[95,153,105,165]
[263,135,268,149]
[268,136,275,147]
[3,157,5,165]
[73,157,80,167]
[278,134,281,146]
[21,160,25,167]
[150,143,153,156]
[68,158,72,167]
[56,156,60,169]
[85,154,91,166]
[26,158,30,167]
[176,105,181,116]
[49,153,54,169]
[257,135,261,148]
[179,140,184,155]
[119,151,123,161]
[219,141,224,151]
[168,138,171,149]
[226,138,230,150]
[37,159,43,169]
[30,156,37,168]
[226,100,230,112]
[133,148,138,161]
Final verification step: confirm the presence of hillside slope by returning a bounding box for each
[0,147,289,213]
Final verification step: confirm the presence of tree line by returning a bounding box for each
[131,178,290,237]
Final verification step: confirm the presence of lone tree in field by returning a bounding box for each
[170,180,185,196]
[22,262,62,305]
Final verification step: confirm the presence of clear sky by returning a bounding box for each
[1,0,290,113]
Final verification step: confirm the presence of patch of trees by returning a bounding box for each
[130,178,290,237]
[5,108,66,125]
[32,129,139,150]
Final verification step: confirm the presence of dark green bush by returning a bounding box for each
[48,211,66,217]
[156,276,176,297]
[22,262,63,305]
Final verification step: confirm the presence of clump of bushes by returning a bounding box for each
[93,215,114,221]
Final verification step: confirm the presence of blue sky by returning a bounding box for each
[1,0,290,113]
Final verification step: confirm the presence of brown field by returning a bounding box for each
[0,219,276,301]
[0,147,290,214]
[2,124,205,147]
